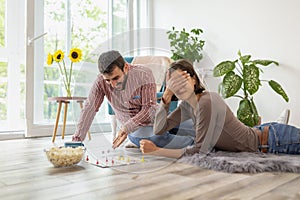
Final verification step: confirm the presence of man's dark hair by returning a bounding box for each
[98,50,125,74]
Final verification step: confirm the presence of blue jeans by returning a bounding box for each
[255,122,300,154]
[128,119,195,149]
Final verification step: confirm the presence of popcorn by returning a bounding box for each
[45,146,85,167]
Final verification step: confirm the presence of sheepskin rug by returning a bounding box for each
[178,151,300,173]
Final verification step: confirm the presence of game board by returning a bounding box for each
[68,137,146,168]
[64,138,147,168]
[84,147,145,168]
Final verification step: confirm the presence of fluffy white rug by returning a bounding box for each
[178,151,300,173]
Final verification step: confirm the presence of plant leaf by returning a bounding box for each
[252,60,279,66]
[240,55,251,65]
[221,71,242,98]
[213,61,235,77]
[243,64,260,95]
[191,28,203,35]
[237,50,242,57]
[237,99,260,127]
[268,80,289,102]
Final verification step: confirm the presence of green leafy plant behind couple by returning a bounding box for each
[213,50,289,127]
[167,27,205,63]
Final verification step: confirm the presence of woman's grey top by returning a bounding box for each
[154,91,259,155]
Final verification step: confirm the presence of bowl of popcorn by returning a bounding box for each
[45,146,85,167]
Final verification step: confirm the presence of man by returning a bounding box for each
[72,50,194,149]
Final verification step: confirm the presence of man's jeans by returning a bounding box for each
[128,119,195,149]
[256,122,300,154]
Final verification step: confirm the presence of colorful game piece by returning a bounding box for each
[127,156,130,163]
[86,155,89,161]
[112,159,114,165]
[141,156,145,162]
[96,160,99,165]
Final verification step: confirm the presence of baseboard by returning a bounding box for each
[0,131,25,140]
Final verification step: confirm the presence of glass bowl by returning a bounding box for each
[44,146,85,167]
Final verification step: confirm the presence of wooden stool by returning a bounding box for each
[48,97,91,142]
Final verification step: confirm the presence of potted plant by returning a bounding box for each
[213,50,289,127]
[166,27,205,63]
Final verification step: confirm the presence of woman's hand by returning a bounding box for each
[161,71,174,104]
[161,88,174,104]
[140,139,184,158]
[166,70,191,98]
[139,139,160,154]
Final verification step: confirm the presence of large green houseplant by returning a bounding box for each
[166,27,205,63]
[213,50,289,127]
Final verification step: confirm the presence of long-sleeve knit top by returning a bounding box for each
[73,64,158,141]
[154,91,259,154]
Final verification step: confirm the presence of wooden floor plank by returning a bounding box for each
[221,173,300,200]
[256,175,300,200]
[158,172,250,200]
[192,173,299,200]
[67,173,195,200]
[0,177,70,198]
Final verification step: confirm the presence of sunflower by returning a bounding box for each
[47,53,53,65]
[46,47,83,97]
[69,48,82,63]
[53,49,64,62]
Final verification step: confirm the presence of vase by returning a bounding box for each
[60,75,74,97]
[64,86,72,97]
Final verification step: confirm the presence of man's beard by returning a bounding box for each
[115,74,128,91]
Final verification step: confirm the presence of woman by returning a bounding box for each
[139,59,300,158]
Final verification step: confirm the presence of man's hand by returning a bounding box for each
[139,139,160,154]
[112,129,128,149]
[72,134,82,142]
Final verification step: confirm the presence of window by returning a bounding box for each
[26,0,150,137]
[42,0,109,124]
[0,0,5,47]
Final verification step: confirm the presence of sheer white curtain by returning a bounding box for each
[0,0,25,135]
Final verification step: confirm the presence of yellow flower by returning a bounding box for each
[69,48,82,63]
[47,53,53,65]
[47,48,83,97]
[53,49,64,62]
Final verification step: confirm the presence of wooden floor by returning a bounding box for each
[1,133,300,200]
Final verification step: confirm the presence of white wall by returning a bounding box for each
[152,0,300,126]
